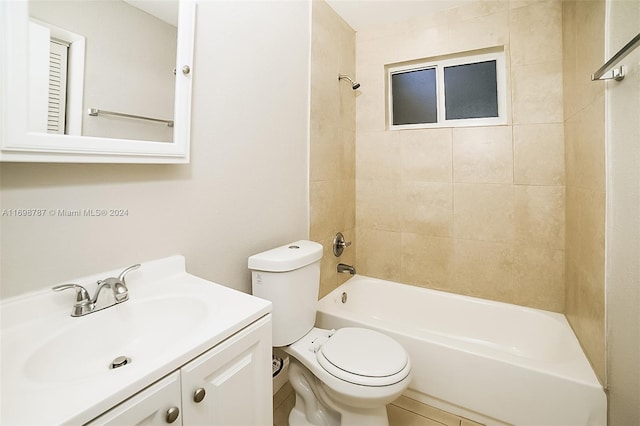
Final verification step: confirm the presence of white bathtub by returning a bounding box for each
[316,275,606,426]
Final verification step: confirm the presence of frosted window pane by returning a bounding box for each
[392,68,437,125]
[444,60,498,120]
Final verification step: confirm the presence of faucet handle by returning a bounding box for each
[117,264,141,285]
[52,284,93,316]
[52,284,90,303]
[333,232,352,257]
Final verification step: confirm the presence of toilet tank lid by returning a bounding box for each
[248,240,323,272]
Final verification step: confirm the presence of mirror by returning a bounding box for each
[0,0,195,163]
[28,0,178,143]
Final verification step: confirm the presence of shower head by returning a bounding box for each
[338,74,360,90]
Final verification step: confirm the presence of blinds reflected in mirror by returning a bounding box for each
[47,39,68,134]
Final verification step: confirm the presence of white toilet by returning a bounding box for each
[249,240,411,426]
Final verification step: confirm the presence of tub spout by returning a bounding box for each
[337,263,356,275]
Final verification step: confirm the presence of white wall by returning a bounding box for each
[605,0,640,422]
[0,0,311,298]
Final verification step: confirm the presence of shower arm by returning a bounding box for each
[338,74,360,90]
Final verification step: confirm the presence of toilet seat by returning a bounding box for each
[316,328,410,386]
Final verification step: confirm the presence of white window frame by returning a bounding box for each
[387,48,507,130]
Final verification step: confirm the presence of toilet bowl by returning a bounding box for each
[248,240,411,426]
[285,327,411,425]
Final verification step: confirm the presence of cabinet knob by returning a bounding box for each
[165,407,179,424]
[182,65,191,75]
[193,387,206,403]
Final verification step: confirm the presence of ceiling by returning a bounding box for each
[325,0,473,32]
[123,0,473,33]
[123,0,179,27]
[123,0,474,34]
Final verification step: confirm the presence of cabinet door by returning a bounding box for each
[181,315,272,426]
[87,371,182,426]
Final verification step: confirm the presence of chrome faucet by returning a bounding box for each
[52,264,140,317]
[337,263,356,275]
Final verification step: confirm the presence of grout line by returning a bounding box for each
[389,403,451,426]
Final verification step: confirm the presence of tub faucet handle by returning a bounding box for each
[333,232,352,257]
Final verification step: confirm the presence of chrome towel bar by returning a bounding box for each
[88,108,174,127]
[592,32,640,82]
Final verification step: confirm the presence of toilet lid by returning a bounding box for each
[318,328,408,384]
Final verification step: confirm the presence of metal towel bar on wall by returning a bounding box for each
[591,32,640,82]
[88,108,174,127]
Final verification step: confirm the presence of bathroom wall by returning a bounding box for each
[309,0,357,298]
[605,0,640,421]
[355,0,566,311]
[562,0,606,384]
[0,1,311,298]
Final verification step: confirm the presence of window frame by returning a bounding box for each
[387,49,507,130]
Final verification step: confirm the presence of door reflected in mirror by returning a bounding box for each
[28,0,178,143]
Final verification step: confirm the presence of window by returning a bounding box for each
[387,49,506,129]
[444,60,498,120]
[391,68,437,125]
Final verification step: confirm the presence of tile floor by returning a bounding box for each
[273,383,484,426]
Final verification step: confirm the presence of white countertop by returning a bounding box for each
[0,255,271,425]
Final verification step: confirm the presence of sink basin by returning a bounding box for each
[23,297,208,383]
[1,255,272,426]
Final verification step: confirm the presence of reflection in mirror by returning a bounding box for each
[28,0,178,143]
[1,0,193,163]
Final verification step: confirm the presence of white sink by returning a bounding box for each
[23,296,208,383]
[1,255,271,425]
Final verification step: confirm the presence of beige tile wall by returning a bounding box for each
[309,0,357,297]
[562,0,606,384]
[355,0,566,311]
[306,0,607,413]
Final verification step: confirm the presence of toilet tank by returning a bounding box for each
[248,240,323,347]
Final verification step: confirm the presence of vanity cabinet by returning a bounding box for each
[86,372,182,425]
[88,315,272,426]
[181,315,272,425]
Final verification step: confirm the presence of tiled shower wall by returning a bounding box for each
[562,0,606,384]
[308,0,606,392]
[309,0,357,297]
[355,0,567,312]
[307,0,606,399]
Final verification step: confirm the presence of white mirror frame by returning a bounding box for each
[0,0,195,164]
